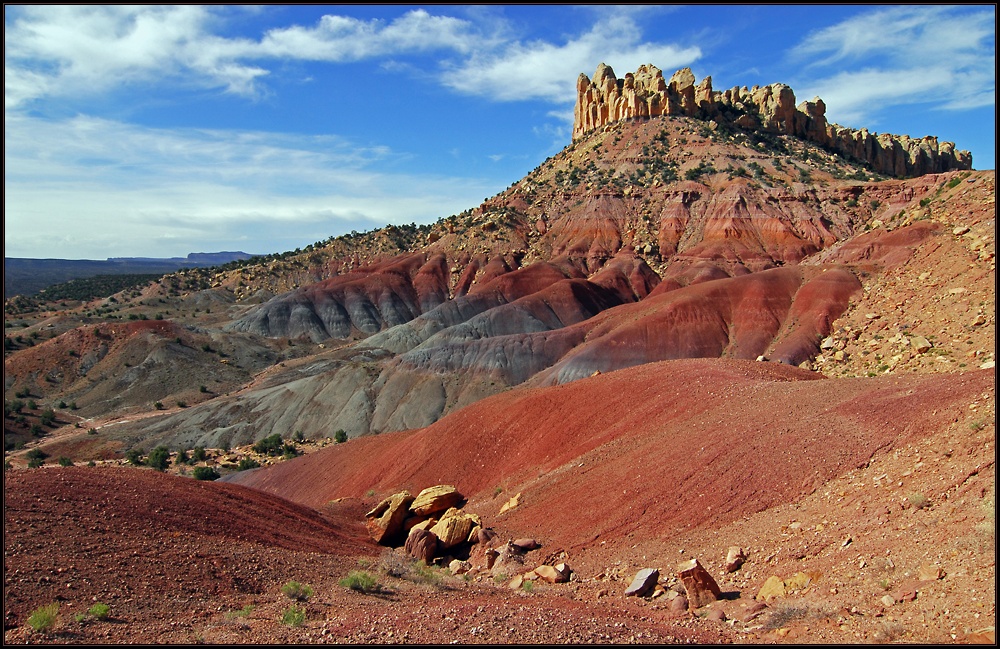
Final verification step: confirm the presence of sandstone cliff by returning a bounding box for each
[573,64,972,178]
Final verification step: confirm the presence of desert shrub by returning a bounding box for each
[88,603,110,620]
[58,457,73,467]
[175,448,189,465]
[281,605,305,627]
[908,493,930,510]
[192,466,219,481]
[26,448,49,462]
[153,401,164,410]
[334,429,347,444]
[253,433,284,456]
[146,446,170,471]
[339,570,379,593]
[237,457,260,471]
[40,408,56,426]
[125,448,144,466]
[191,446,207,462]
[281,580,313,601]
[27,602,59,632]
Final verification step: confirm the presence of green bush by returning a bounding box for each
[26,448,49,462]
[125,448,144,466]
[339,570,379,593]
[237,458,260,471]
[253,433,284,456]
[58,457,73,467]
[27,602,59,633]
[281,605,305,627]
[191,446,207,462]
[281,580,313,601]
[334,429,348,444]
[146,446,170,471]
[88,603,110,620]
[192,466,219,481]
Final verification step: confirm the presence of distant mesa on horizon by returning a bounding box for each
[573,63,972,178]
[4,251,254,299]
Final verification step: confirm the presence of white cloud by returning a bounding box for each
[791,5,995,126]
[3,115,498,259]
[256,9,483,61]
[441,13,701,103]
[5,6,701,109]
[4,6,492,107]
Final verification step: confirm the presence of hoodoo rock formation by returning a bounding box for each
[574,64,972,178]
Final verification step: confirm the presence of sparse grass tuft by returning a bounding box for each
[281,604,305,627]
[27,602,59,633]
[88,602,110,620]
[908,492,930,510]
[339,570,379,593]
[280,580,313,601]
[762,603,836,630]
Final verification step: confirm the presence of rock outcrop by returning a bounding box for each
[573,64,972,178]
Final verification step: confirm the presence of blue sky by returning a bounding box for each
[5,5,995,260]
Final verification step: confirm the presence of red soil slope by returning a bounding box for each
[232,359,993,561]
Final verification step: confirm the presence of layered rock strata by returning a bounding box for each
[573,64,972,178]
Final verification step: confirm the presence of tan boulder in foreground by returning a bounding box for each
[430,507,482,549]
[365,491,415,544]
[410,484,464,517]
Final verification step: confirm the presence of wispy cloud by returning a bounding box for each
[441,12,701,103]
[6,6,700,109]
[3,115,496,258]
[4,6,487,107]
[790,5,995,127]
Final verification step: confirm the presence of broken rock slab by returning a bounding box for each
[625,568,659,597]
[725,546,747,573]
[677,558,721,609]
[410,484,464,517]
[365,491,414,545]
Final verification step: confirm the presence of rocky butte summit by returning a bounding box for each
[574,63,972,178]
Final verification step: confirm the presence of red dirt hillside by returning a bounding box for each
[231,358,992,543]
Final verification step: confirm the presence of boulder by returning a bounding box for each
[756,575,786,601]
[410,484,464,517]
[725,546,747,573]
[677,559,721,609]
[429,508,482,550]
[365,491,415,545]
[512,538,540,552]
[668,593,689,616]
[624,568,659,597]
[404,526,439,564]
[533,563,571,584]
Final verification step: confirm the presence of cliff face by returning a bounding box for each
[573,64,972,178]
